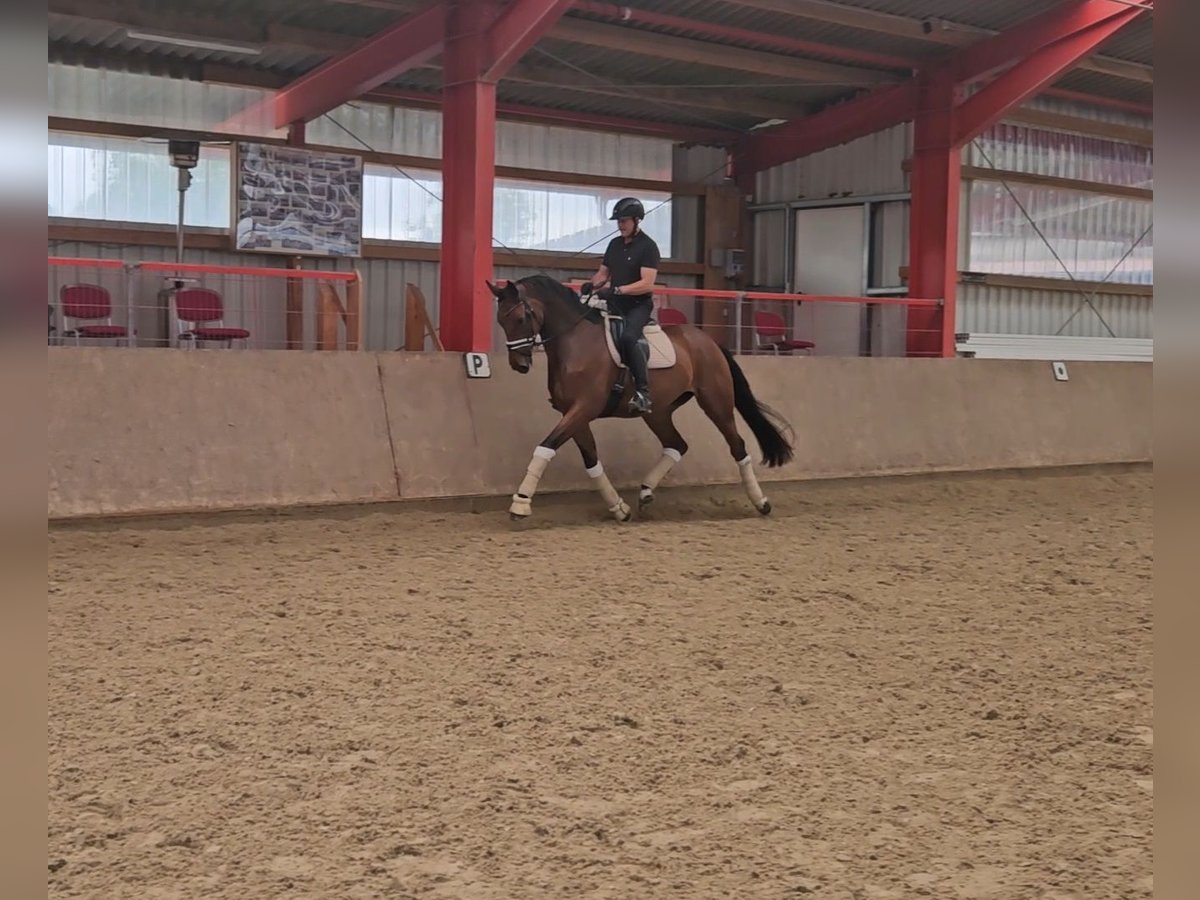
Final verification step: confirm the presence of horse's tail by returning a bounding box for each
[720,347,795,468]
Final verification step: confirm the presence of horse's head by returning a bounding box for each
[488,279,544,374]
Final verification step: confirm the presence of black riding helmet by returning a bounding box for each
[609,196,645,221]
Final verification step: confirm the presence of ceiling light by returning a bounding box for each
[123,28,263,56]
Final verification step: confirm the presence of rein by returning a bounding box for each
[503,288,600,353]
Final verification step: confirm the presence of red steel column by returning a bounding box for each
[905,72,960,358]
[439,0,500,353]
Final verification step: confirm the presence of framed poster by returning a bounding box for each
[233,142,363,257]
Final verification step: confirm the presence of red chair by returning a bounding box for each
[173,288,250,348]
[656,306,688,326]
[59,284,128,344]
[754,310,815,355]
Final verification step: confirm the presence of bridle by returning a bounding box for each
[501,283,595,354]
[502,290,544,354]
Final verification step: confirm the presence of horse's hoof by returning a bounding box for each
[638,490,654,509]
[509,494,533,519]
[758,500,772,516]
[611,500,632,522]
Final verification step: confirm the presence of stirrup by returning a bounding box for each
[629,391,652,414]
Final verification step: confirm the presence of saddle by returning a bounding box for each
[603,312,677,370]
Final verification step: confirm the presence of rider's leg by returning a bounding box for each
[619,300,653,412]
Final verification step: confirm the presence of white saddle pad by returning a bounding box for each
[603,314,677,369]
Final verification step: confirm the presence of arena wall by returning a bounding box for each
[48,348,1152,519]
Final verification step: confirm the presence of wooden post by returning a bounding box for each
[345,270,363,350]
[404,283,443,351]
[702,184,746,350]
[405,284,426,351]
[286,255,304,349]
[317,283,341,350]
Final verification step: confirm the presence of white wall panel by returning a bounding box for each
[312,101,672,180]
[49,63,280,137]
[755,123,911,204]
[958,283,1151,339]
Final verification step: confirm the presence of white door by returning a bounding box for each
[791,205,865,356]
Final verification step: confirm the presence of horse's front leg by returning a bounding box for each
[574,423,632,522]
[509,402,595,520]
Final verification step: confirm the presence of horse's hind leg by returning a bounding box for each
[574,424,631,522]
[694,375,771,515]
[638,405,690,509]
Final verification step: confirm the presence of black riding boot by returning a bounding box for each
[627,341,652,414]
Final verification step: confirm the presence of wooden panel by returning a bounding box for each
[286,256,304,350]
[316,283,341,350]
[702,184,746,350]
[345,271,363,351]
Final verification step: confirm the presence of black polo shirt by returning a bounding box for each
[602,230,661,306]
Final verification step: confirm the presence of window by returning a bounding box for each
[967,180,1152,285]
[48,131,675,258]
[48,132,231,228]
[361,164,673,257]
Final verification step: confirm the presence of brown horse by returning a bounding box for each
[488,275,794,521]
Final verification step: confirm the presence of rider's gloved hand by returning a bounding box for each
[580,281,594,296]
[596,286,617,302]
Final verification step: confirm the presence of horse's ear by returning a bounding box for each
[486,280,501,298]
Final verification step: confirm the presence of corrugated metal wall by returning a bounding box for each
[1023,94,1152,131]
[958,283,1151,339]
[755,123,912,204]
[50,64,675,182]
[959,100,1153,337]
[312,101,673,180]
[748,98,1152,341]
[49,63,281,137]
[965,180,1152,284]
[967,121,1153,186]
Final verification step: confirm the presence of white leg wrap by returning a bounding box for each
[512,446,555,515]
[738,454,768,509]
[587,462,629,520]
[640,448,683,499]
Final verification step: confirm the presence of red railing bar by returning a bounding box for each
[653,286,745,300]
[742,292,941,307]
[48,256,357,281]
[137,261,357,281]
[48,257,126,269]
[561,280,940,307]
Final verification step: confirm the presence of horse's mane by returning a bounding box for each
[517,274,603,325]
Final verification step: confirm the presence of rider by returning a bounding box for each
[581,197,660,415]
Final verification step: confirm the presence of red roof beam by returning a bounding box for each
[954,5,1148,146]
[735,82,918,175]
[273,3,446,128]
[571,1,917,72]
[953,0,1153,87]
[485,0,576,82]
